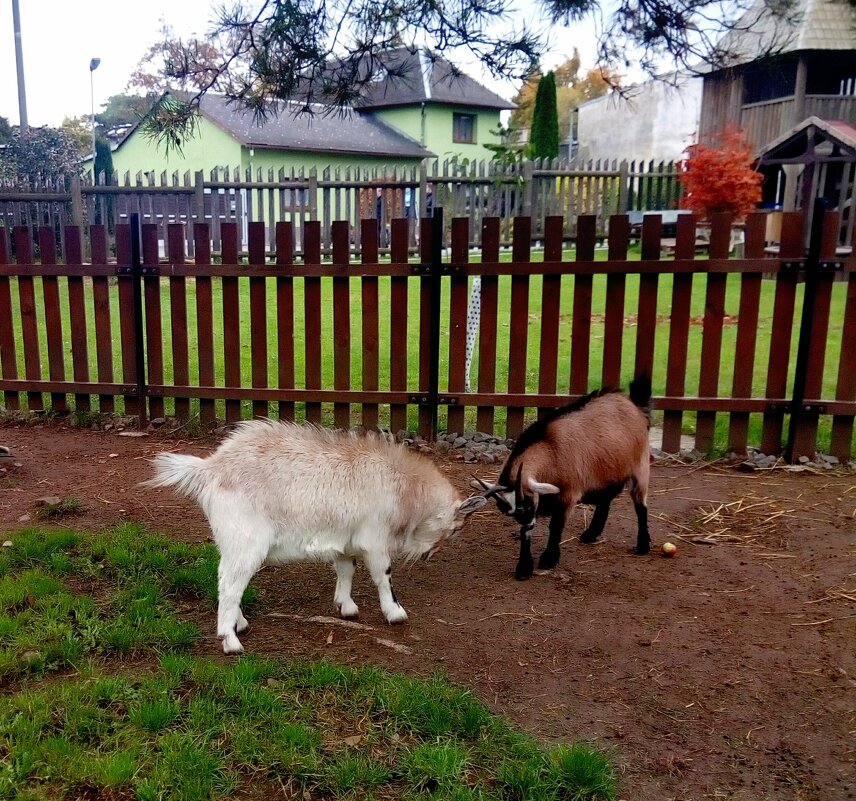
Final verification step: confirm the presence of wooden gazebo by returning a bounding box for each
[757,115,856,247]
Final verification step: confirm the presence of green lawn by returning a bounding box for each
[2,245,852,453]
[0,526,616,801]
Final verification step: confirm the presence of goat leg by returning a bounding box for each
[538,506,568,570]
[633,501,650,555]
[515,524,535,580]
[580,483,623,544]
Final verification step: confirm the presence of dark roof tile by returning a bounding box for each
[199,95,434,158]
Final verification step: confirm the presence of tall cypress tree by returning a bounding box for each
[94,139,114,185]
[529,71,559,160]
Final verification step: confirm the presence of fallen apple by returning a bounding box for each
[661,541,677,557]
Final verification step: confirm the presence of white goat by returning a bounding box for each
[145,421,486,653]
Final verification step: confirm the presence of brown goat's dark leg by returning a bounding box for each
[538,506,568,570]
[580,483,624,544]
[515,525,535,580]
[633,502,650,554]
[629,475,650,555]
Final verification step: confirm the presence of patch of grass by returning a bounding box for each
[73,408,105,429]
[35,497,83,521]
[399,740,470,792]
[0,527,617,801]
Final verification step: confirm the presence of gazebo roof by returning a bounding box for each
[715,0,856,69]
[757,115,856,164]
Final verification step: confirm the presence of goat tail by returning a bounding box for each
[629,373,653,420]
[142,453,211,499]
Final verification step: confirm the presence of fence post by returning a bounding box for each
[194,170,205,225]
[70,176,84,228]
[618,160,629,213]
[427,206,444,440]
[784,196,826,462]
[129,213,148,429]
[308,167,318,221]
[522,161,534,217]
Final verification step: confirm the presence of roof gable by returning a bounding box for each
[757,115,856,161]
[355,47,515,110]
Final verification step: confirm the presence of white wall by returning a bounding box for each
[573,74,703,163]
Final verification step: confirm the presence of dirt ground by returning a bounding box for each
[1,419,854,801]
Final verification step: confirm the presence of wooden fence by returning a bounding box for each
[1,210,854,460]
[0,159,680,258]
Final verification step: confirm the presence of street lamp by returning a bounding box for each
[89,57,101,180]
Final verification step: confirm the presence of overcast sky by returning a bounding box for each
[1,0,596,128]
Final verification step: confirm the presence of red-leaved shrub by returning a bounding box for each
[678,128,763,221]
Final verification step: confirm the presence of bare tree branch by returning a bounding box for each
[131,0,811,149]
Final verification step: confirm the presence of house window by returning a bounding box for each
[453,113,476,144]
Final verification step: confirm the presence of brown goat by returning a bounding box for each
[474,375,652,579]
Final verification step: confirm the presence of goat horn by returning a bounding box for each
[470,476,505,498]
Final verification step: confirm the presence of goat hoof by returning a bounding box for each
[339,600,359,618]
[221,638,244,655]
[384,605,408,624]
[515,559,534,580]
[635,542,650,556]
[580,530,600,544]
[537,551,560,570]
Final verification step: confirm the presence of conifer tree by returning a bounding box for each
[530,71,559,160]
[94,139,114,185]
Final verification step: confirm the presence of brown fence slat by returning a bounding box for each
[635,215,662,385]
[64,227,90,412]
[248,222,269,420]
[477,217,500,434]
[389,218,410,434]
[537,216,563,419]
[37,228,66,412]
[15,227,43,411]
[505,216,531,438]
[791,210,838,457]
[115,225,139,416]
[418,217,433,437]
[221,223,242,423]
[303,221,322,425]
[332,220,351,429]
[830,270,856,458]
[168,224,191,420]
[193,224,216,426]
[762,211,803,454]
[142,224,164,421]
[727,213,765,454]
[571,214,596,395]
[447,217,469,434]
[276,222,296,422]
[0,228,19,410]
[602,214,629,387]
[695,213,732,452]
[89,225,116,414]
[662,214,697,453]
[360,219,380,430]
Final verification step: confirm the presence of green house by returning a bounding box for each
[110,47,513,179]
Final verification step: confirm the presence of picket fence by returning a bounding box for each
[0,209,854,460]
[0,158,680,257]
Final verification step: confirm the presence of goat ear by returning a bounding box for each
[458,495,488,516]
[528,478,560,495]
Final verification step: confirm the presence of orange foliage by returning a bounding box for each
[678,128,763,221]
